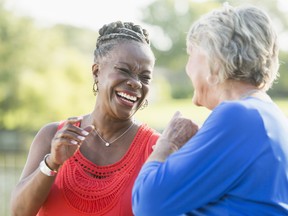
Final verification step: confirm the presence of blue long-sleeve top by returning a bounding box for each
[132,98,288,216]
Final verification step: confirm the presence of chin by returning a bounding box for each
[192,94,202,107]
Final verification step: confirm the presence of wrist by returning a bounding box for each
[147,139,179,162]
[155,138,179,153]
[39,154,59,176]
[45,154,60,171]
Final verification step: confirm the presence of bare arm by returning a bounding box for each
[10,122,58,216]
[147,111,198,162]
[10,118,94,216]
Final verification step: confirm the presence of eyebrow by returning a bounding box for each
[116,62,152,73]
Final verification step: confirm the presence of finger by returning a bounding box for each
[83,125,95,133]
[58,137,79,145]
[70,124,94,137]
[163,111,182,130]
[53,136,82,146]
[59,117,83,132]
[62,120,93,137]
[65,116,83,126]
[164,111,182,129]
[55,130,87,143]
[171,111,182,120]
[67,116,83,121]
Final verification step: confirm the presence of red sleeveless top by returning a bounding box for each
[37,124,159,216]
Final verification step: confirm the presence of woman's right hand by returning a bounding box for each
[148,111,198,162]
[10,117,95,216]
[47,117,94,169]
[159,111,198,149]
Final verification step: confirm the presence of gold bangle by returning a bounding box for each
[39,154,58,176]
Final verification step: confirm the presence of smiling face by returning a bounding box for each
[93,41,155,120]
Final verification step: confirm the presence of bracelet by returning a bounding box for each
[39,154,58,176]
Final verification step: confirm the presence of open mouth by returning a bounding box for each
[116,91,139,104]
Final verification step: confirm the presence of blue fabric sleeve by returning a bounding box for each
[132,101,268,216]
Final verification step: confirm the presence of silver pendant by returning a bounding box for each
[105,142,110,147]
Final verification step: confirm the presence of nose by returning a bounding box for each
[127,77,142,89]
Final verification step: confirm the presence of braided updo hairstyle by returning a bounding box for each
[94,21,151,62]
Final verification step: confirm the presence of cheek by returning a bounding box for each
[142,84,150,98]
[185,62,194,80]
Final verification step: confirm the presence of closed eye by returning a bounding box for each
[115,66,151,84]
[139,74,152,84]
[117,67,130,74]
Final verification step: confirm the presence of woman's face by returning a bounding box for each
[185,45,215,109]
[94,41,155,120]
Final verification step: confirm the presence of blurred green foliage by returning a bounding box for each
[0,2,97,130]
[0,0,287,132]
[135,98,288,131]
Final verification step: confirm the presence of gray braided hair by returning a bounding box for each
[94,21,151,62]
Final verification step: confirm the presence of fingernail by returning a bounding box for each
[81,130,89,136]
[77,136,85,141]
[72,116,83,121]
[71,140,78,145]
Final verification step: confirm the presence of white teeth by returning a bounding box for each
[117,92,137,102]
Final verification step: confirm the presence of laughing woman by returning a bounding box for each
[10,21,161,216]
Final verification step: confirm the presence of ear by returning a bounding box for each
[206,73,219,86]
[210,60,220,76]
[92,63,99,80]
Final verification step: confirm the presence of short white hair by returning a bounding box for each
[187,3,279,90]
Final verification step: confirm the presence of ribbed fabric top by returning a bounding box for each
[37,124,159,216]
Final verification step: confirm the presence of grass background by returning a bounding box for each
[135,98,288,131]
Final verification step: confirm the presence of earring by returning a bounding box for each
[93,81,98,96]
[140,99,148,110]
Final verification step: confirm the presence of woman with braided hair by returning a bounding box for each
[11,21,186,216]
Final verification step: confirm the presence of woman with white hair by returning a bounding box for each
[132,4,288,215]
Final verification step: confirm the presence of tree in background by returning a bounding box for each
[143,0,288,98]
[0,2,97,131]
[0,2,36,130]
[0,0,287,131]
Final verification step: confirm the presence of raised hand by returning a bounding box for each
[47,117,94,169]
[161,111,198,149]
[149,111,198,162]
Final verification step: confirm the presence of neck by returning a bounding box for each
[94,119,135,147]
[91,115,133,131]
[239,89,263,99]
[219,81,257,99]
[87,109,135,141]
[214,81,271,106]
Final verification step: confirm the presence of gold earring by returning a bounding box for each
[93,81,98,96]
[140,99,148,110]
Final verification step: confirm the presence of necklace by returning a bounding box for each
[94,121,135,147]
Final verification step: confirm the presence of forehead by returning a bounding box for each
[108,41,155,62]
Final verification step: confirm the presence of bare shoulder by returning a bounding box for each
[30,121,61,156]
[34,122,60,144]
[19,122,60,180]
